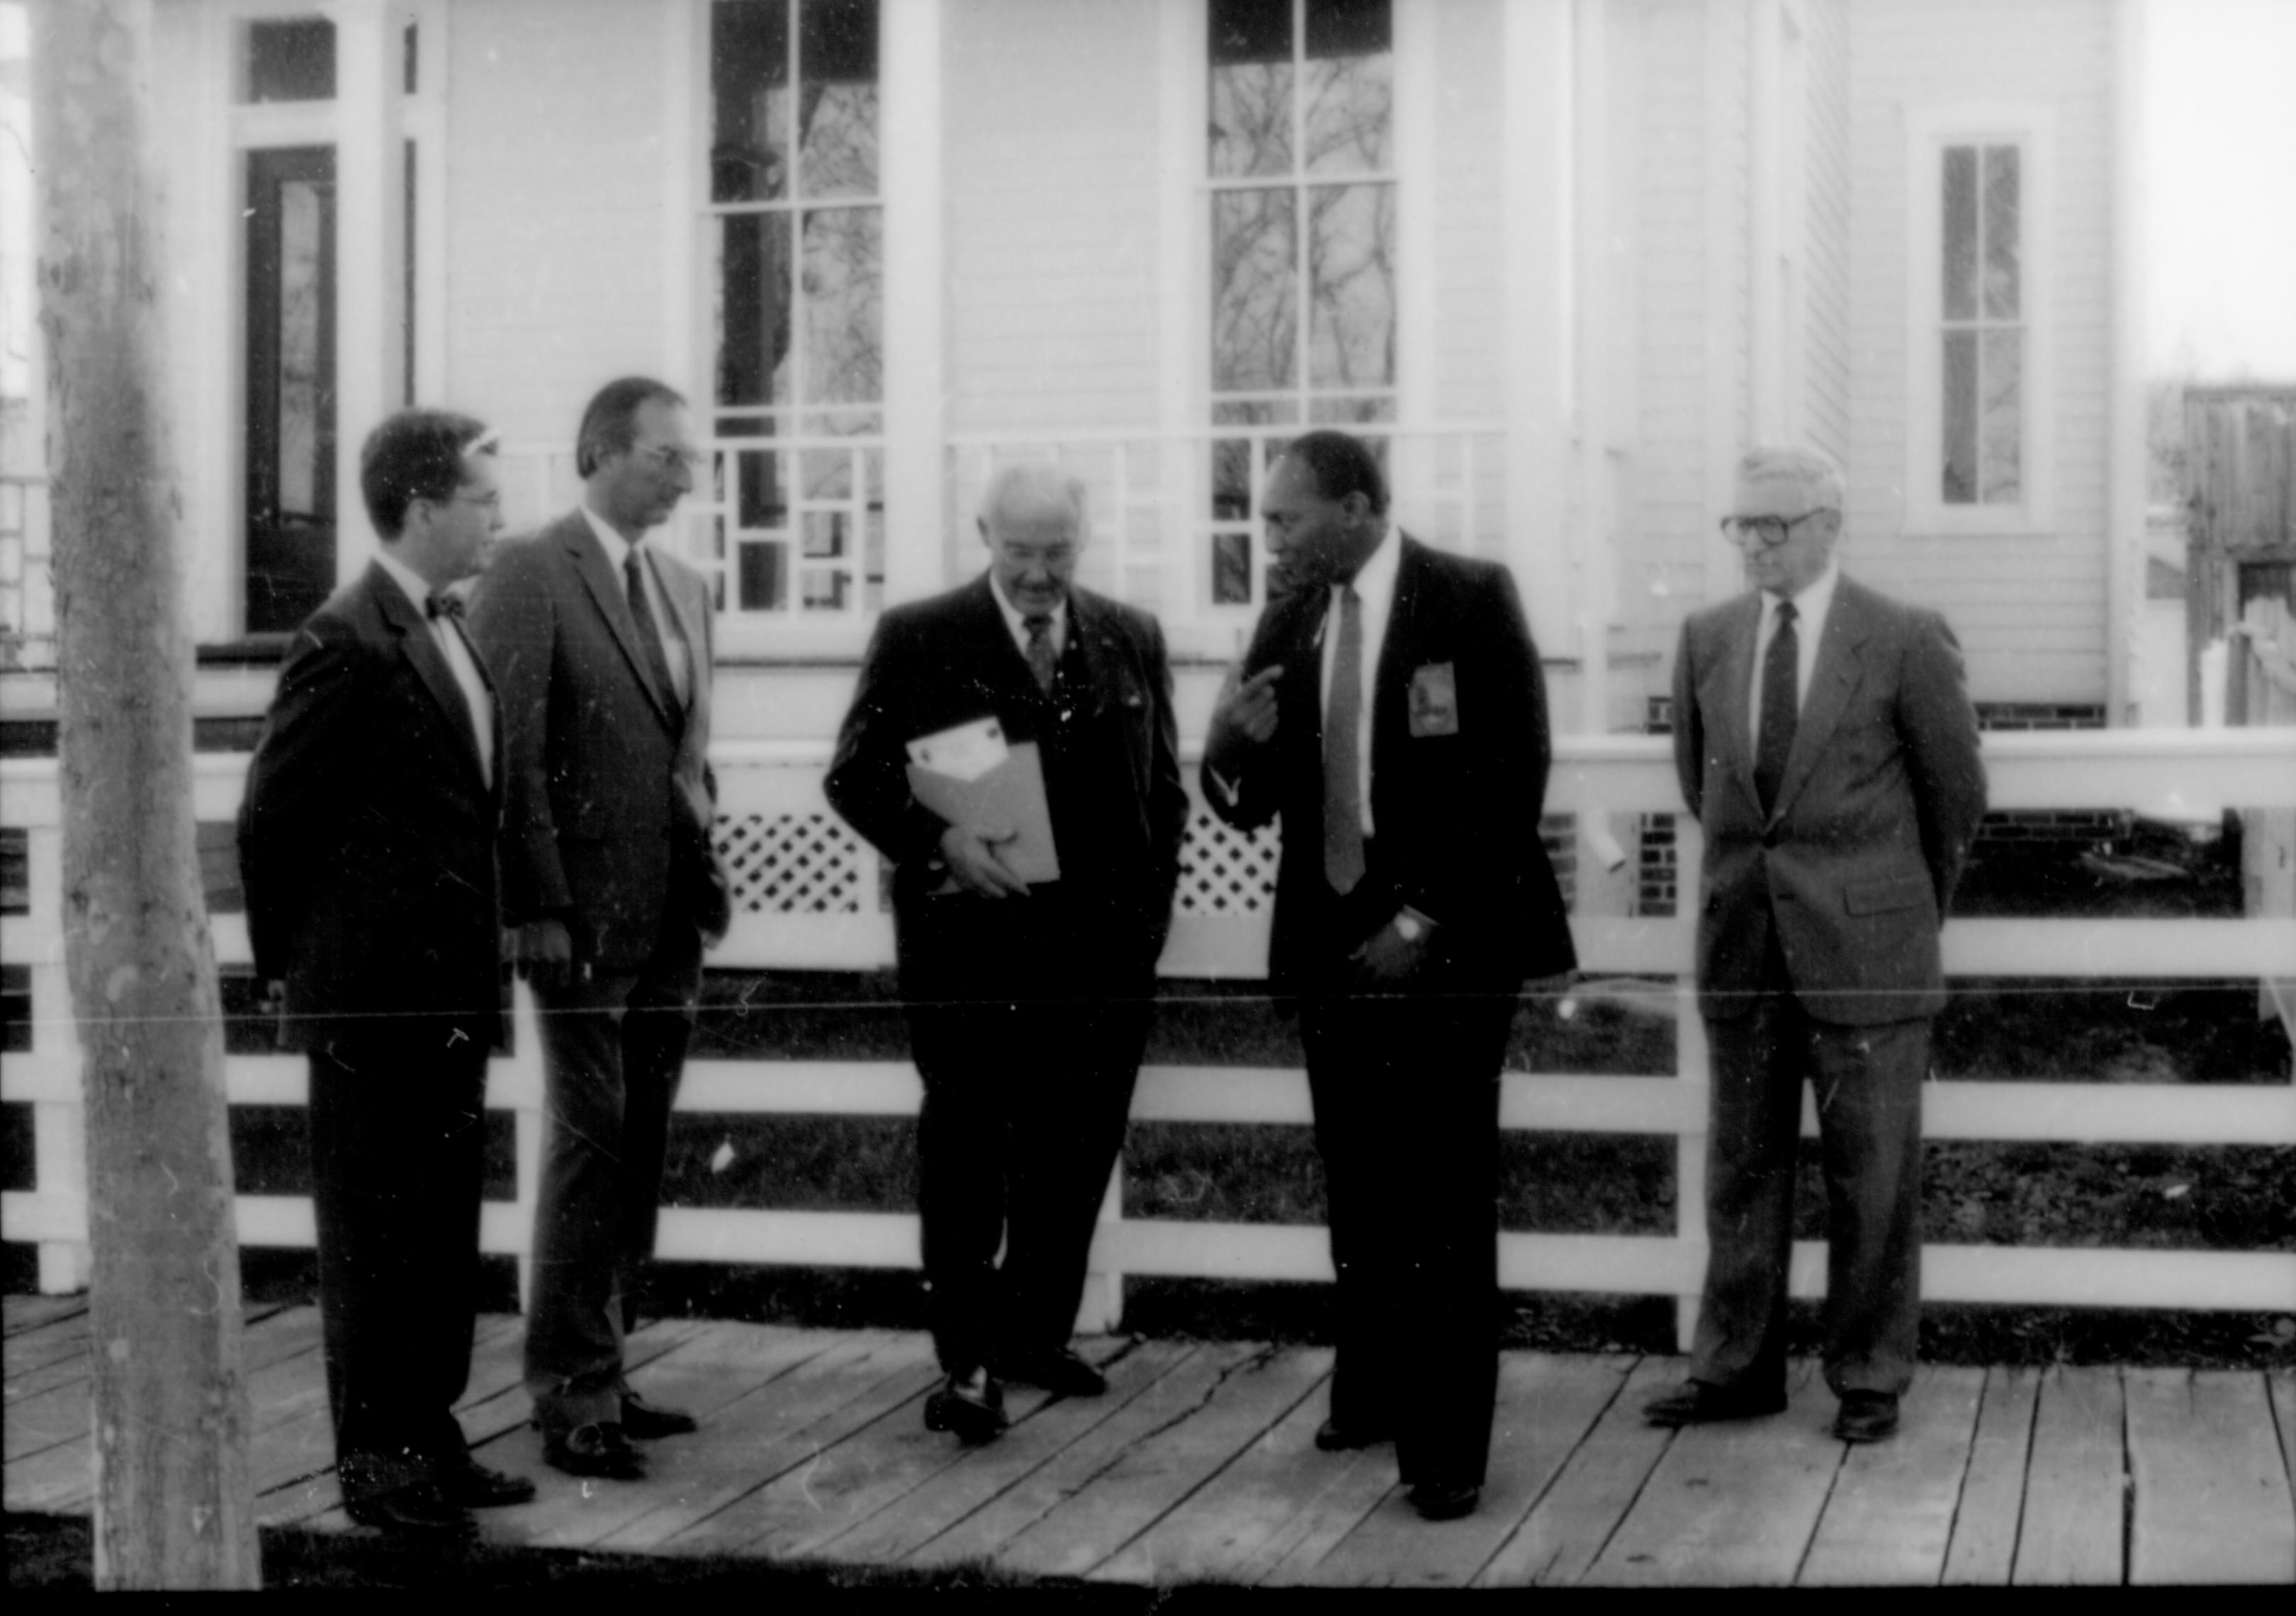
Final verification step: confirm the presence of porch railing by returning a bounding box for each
[4,731,2293,1344]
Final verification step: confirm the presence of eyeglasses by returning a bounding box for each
[1718,509,1835,549]
[633,444,707,474]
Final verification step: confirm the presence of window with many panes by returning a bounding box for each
[707,0,883,619]
[1205,0,1393,607]
[1938,141,2022,506]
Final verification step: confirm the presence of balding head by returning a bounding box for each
[1735,444,1846,515]
[978,464,1088,617]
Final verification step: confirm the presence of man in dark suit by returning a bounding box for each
[824,464,1188,1444]
[1645,445,1986,1444]
[1201,430,1576,1522]
[239,408,535,1537]
[466,377,728,1481]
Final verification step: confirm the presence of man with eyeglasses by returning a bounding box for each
[1645,445,1985,1445]
[240,408,531,1536]
[468,377,731,1481]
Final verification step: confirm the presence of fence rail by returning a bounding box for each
[5,731,2295,1342]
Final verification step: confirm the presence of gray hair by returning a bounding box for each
[1737,444,1846,512]
[979,463,1089,536]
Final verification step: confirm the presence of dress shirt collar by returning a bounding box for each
[580,500,641,575]
[986,568,1069,655]
[373,546,439,619]
[1337,520,1401,618]
[1763,555,1840,632]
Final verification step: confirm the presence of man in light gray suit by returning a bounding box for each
[1645,445,1986,1445]
[468,377,729,1481]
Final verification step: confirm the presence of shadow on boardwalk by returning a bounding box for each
[8,1296,2295,1588]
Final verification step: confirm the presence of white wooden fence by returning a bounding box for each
[4,731,2294,1347]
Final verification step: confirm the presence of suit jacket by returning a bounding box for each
[1201,535,1576,994]
[466,510,726,975]
[823,573,1190,968]
[237,561,504,1050]
[1671,573,1987,1025]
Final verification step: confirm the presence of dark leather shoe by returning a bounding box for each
[1833,1391,1901,1444]
[996,1346,1106,1398]
[619,1391,700,1439]
[344,1481,475,1539]
[1408,1481,1481,1522]
[542,1422,647,1480]
[1642,1379,1789,1427]
[434,1454,537,1508]
[1313,1418,1391,1453]
[923,1369,1007,1443]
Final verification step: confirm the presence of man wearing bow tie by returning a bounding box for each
[824,466,1188,1444]
[467,378,730,1481]
[1643,446,1985,1445]
[240,408,532,1537]
[1201,430,1576,1522]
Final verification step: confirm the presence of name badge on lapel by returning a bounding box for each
[1409,663,1459,737]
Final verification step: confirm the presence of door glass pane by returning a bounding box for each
[714,213,794,408]
[711,0,791,204]
[1307,182,1394,390]
[244,148,337,635]
[1982,145,2020,318]
[1210,0,1293,176]
[276,180,326,520]
[1212,189,1298,393]
[799,0,878,198]
[1942,145,1978,321]
[1303,0,1391,176]
[245,18,334,103]
[799,208,882,406]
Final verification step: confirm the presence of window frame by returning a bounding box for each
[1903,103,2056,537]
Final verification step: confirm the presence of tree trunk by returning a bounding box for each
[31,1,261,1590]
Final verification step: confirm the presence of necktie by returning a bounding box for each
[1755,599,1799,815]
[1323,585,1366,894]
[424,591,463,621]
[1023,612,1057,695]
[624,546,685,724]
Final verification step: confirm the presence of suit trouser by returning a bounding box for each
[1690,978,1929,1400]
[901,887,1153,1378]
[307,1025,490,1501]
[522,927,702,1433]
[1298,963,1514,1490]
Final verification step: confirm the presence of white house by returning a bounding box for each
[0,0,2150,744]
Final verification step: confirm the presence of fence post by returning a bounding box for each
[28,822,91,1292]
[1075,1157,1125,1335]
[1673,817,1708,1353]
[500,977,549,1315]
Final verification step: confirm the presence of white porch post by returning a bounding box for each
[320,0,406,587]
[2104,0,2146,728]
[1499,0,1576,666]
[880,0,945,605]
[1571,0,1612,736]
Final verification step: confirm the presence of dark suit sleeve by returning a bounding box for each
[237,615,368,982]
[1897,608,1988,912]
[1421,563,1549,931]
[1142,612,1190,911]
[1670,617,1705,820]
[823,609,949,868]
[1199,603,1298,831]
[466,542,573,923]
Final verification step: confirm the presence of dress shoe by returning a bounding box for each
[541,1422,647,1480]
[344,1481,475,1539]
[619,1391,700,1439]
[1313,1418,1391,1453]
[1833,1391,1901,1444]
[1641,1379,1789,1427]
[434,1454,537,1508]
[922,1368,1007,1443]
[996,1346,1107,1398]
[1408,1481,1481,1522]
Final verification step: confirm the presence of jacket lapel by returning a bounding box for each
[1716,593,1762,814]
[561,517,680,732]
[368,562,489,795]
[1769,578,1872,823]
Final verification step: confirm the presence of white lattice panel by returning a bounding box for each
[715,811,870,916]
[1176,809,1281,915]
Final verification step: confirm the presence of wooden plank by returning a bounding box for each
[2126,1369,2296,1586]
[2,1295,87,1337]
[1942,1364,2042,1586]
[558,1331,940,1553]
[1477,1356,1679,1587]
[1582,1359,1840,1586]
[2013,1364,2125,1586]
[1295,1354,1636,1589]
[1799,1364,1986,1586]
[995,1343,1334,1581]
[720,1335,1142,1563]
[901,1342,1261,1571]
[1085,1348,1339,1586]
[1235,1442,1400,1585]
[826,1339,1202,1569]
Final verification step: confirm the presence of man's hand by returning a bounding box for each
[517,916,577,992]
[939,823,1032,899]
[1350,912,1432,985]
[1209,663,1283,748]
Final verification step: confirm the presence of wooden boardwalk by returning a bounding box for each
[9,1295,2294,1587]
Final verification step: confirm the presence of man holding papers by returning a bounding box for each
[826,465,1188,1443]
[1202,430,1575,1522]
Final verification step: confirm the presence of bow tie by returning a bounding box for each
[426,591,466,622]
